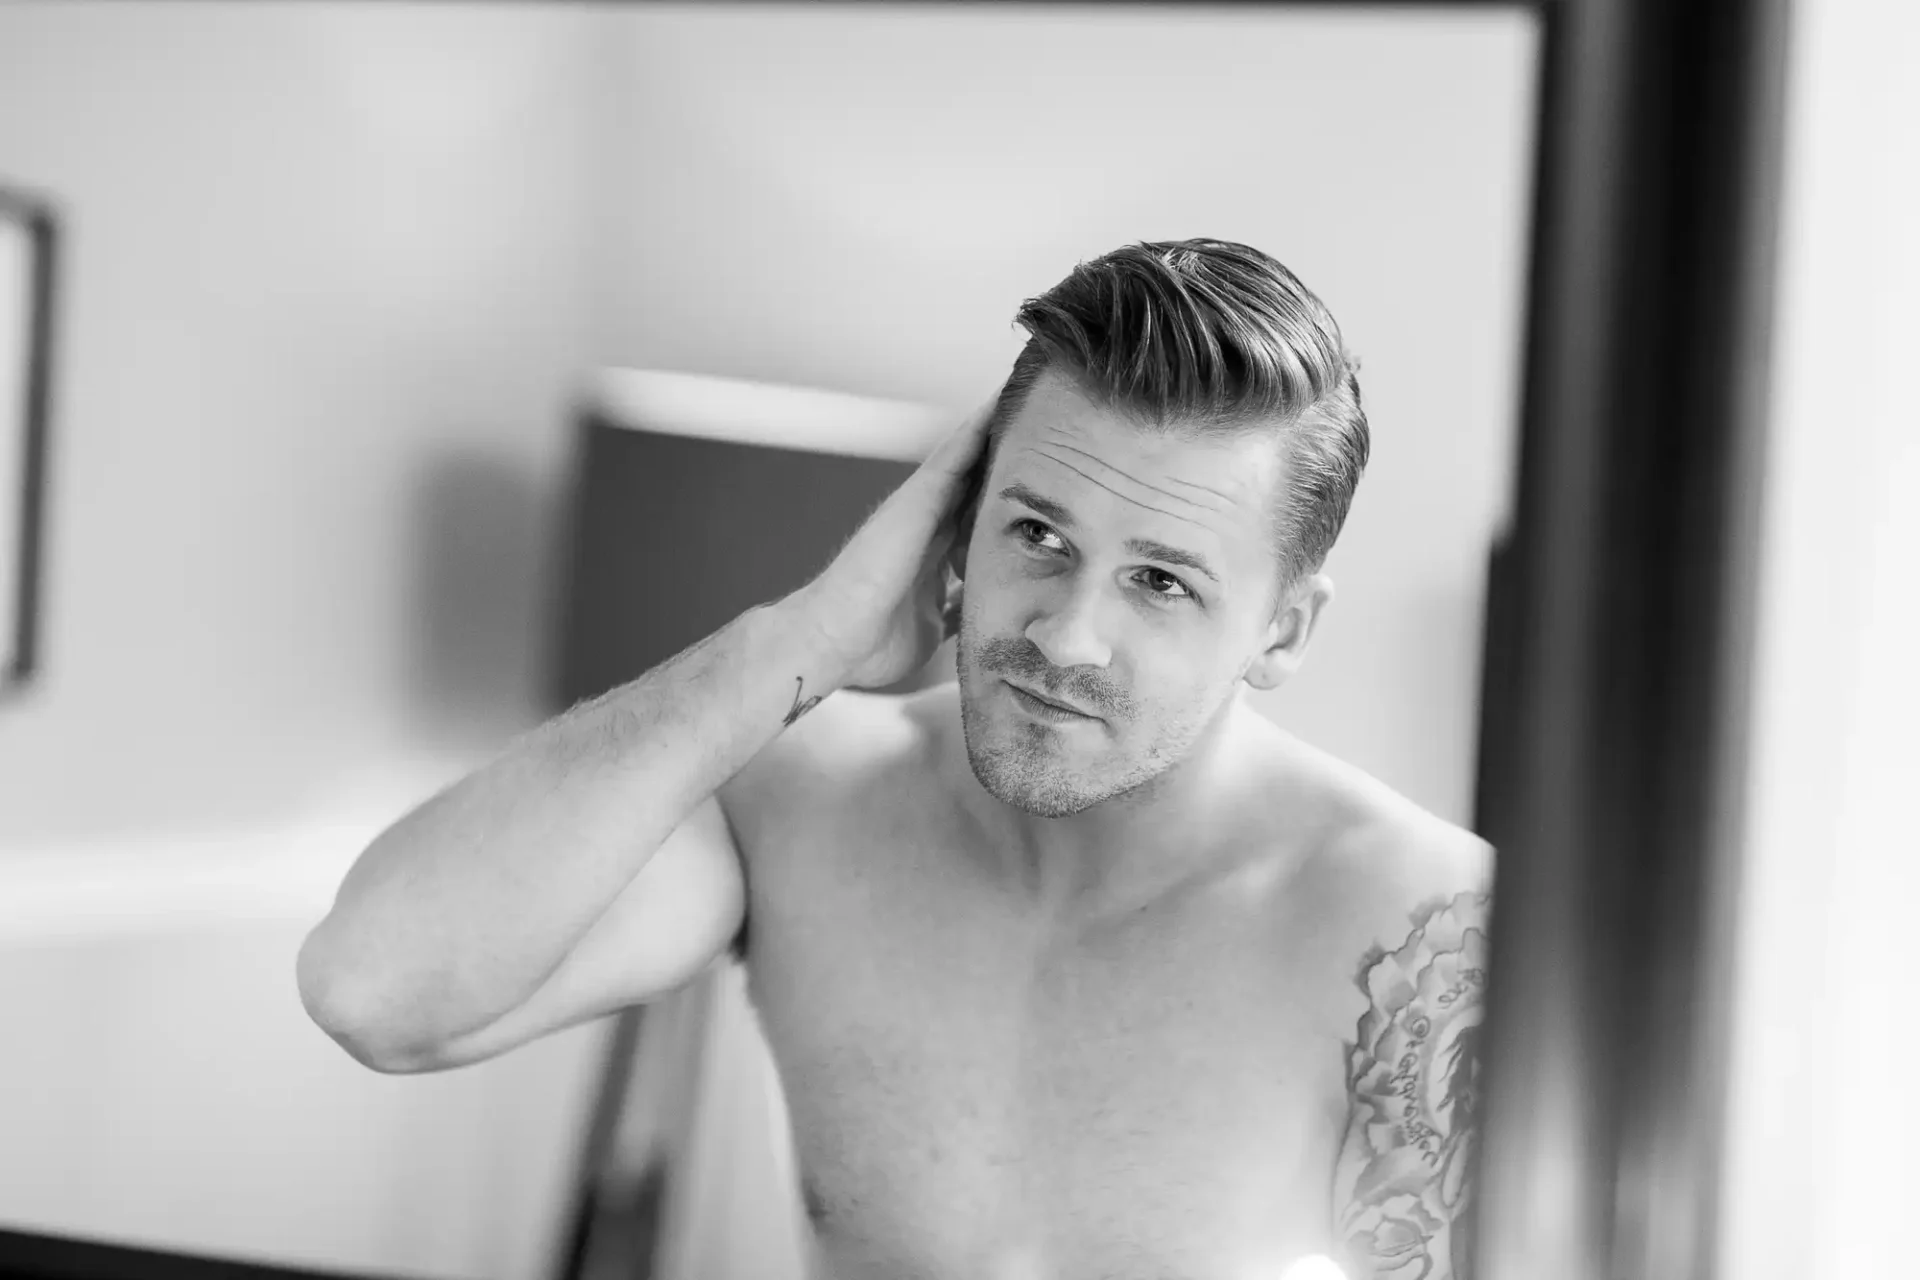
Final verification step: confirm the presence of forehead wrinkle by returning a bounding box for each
[1156,472,1241,501]
[1027,450,1220,534]
[1031,440,1240,520]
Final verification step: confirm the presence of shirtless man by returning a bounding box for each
[297,239,1494,1280]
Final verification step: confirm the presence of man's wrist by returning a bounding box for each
[760,585,855,697]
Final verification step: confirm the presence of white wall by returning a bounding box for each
[0,1,609,849]
[1716,3,1920,1278]
[0,4,620,1275]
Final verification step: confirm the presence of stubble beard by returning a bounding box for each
[955,614,1198,820]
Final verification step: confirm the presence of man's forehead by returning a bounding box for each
[995,374,1283,511]
[988,378,1290,598]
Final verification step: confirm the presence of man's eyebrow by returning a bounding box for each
[999,483,1077,529]
[1123,537,1221,585]
[998,482,1222,585]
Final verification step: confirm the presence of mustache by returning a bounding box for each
[971,635,1133,719]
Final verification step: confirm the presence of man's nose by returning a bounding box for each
[1024,582,1114,671]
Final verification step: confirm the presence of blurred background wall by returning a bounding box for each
[0,4,617,1276]
[0,2,611,847]
[0,4,1535,1278]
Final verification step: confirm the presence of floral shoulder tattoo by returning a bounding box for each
[1334,889,1492,1280]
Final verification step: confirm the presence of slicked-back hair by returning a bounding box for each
[981,238,1369,598]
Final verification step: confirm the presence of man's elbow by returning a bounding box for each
[295,926,443,1075]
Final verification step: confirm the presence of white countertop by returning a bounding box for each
[0,752,486,947]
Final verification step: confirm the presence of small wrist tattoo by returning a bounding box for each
[784,676,825,727]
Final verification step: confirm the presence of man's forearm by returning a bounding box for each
[297,589,847,1052]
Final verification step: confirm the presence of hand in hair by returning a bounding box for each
[792,392,998,692]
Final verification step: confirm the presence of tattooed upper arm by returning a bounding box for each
[1333,883,1493,1280]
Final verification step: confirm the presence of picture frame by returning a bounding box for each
[0,184,55,700]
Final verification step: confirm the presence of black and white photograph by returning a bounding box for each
[0,4,1910,1280]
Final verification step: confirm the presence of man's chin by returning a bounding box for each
[974,770,1099,820]
[959,735,1099,819]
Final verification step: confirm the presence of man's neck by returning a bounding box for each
[960,697,1277,924]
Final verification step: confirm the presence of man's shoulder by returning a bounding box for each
[1327,790,1495,915]
[1242,722,1492,898]
[1249,730,1493,947]
[1314,786,1492,1279]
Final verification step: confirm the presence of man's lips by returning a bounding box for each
[1004,679,1099,719]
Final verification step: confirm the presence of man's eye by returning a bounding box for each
[1137,568,1194,600]
[1013,519,1065,552]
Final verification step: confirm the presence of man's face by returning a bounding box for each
[955,372,1289,818]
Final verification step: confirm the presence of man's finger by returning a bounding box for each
[923,392,1000,476]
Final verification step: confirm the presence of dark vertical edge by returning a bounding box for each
[1469,0,1791,1277]
[4,200,57,694]
[1472,0,1622,1273]
[1610,0,1794,1275]
[1468,0,1555,843]
[1681,3,1794,1268]
[546,407,600,716]
[550,1006,650,1280]
[1467,528,1515,840]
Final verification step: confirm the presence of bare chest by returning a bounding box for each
[740,827,1359,1279]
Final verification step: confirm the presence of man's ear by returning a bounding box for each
[1243,573,1336,691]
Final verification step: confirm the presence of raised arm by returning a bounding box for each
[295,600,837,1072]
[295,395,996,1074]
[1332,875,1493,1279]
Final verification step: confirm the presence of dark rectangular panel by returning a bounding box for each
[553,413,918,710]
